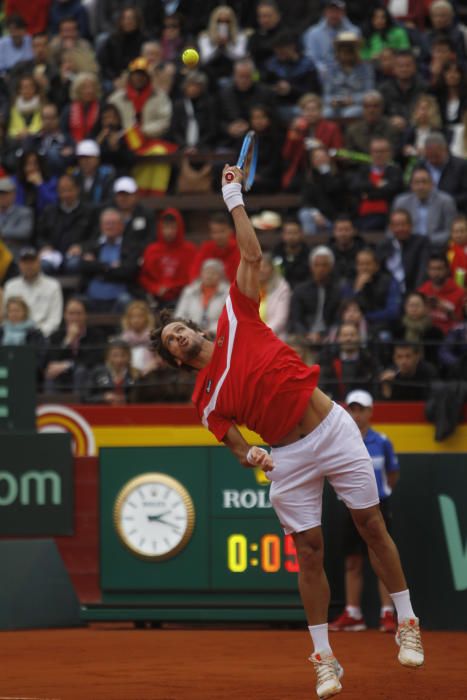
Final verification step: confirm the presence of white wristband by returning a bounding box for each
[246,446,268,465]
[222,182,244,212]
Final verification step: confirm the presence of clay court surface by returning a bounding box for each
[0,626,465,699]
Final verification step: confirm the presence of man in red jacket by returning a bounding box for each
[139,208,196,307]
[190,212,240,282]
[418,253,465,334]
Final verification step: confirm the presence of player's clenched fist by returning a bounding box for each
[222,164,243,187]
[246,446,274,472]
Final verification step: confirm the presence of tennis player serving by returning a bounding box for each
[151,165,424,699]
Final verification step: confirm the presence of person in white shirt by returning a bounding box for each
[3,246,63,337]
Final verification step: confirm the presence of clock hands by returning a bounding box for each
[147,511,173,523]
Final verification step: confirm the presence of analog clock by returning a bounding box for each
[113,473,195,561]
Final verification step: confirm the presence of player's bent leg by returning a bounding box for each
[350,505,424,667]
[293,528,344,699]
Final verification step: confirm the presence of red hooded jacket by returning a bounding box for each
[139,208,196,300]
[5,0,51,34]
[190,234,240,283]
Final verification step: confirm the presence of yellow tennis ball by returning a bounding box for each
[182,48,199,67]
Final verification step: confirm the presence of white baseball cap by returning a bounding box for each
[251,210,282,230]
[114,176,138,194]
[345,390,373,408]
[76,139,100,157]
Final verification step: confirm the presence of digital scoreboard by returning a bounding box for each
[99,446,311,620]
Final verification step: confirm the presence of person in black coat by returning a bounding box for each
[84,339,139,404]
[97,6,147,87]
[319,321,378,401]
[169,71,217,149]
[299,146,347,235]
[217,57,276,147]
[44,297,106,394]
[418,133,467,214]
[347,137,404,232]
[377,208,429,293]
[379,342,438,401]
[272,218,310,289]
[248,104,284,193]
[389,291,444,368]
[328,215,367,285]
[0,296,47,374]
[37,174,95,274]
[247,0,283,71]
[289,245,342,343]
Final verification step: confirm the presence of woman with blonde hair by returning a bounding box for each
[61,72,102,142]
[119,299,160,375]
[258,252,291,340]
[198,5,248,86]
[402,94,443,159]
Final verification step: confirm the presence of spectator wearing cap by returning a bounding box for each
[392,166,457,250]
[139,207,196,308]
[322,31,374,120]
[197,5,249,89]
[190,212,240,283]
[417,132,467,215]
[345,90,400,156]
[81,207,140,312]
[247,0,283,71]
[319,322,378,400]
[0,176,33,260]
[37,173,94,273]
[289,246,342,344]
[112,176,154,249]
[97,6,147,89]
[263,31,321,122]
[272,217,310,290]
[0,15,33,74]
[73,139,115,207]
[3,247,63,336]
[28,103,75,177]
[329,388,400,634]
[169,72,218,151]
[108,57,172,139]
[302,0,361,80]
[61,72,102,144]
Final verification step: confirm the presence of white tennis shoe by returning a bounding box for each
[396,617,424,667]
[309,650,344,698]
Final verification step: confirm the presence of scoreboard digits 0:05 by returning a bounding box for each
[227,533,300,574]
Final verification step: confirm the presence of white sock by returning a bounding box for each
[381,605,394,615]
[346,605,362,618]
[308,623,332,655]
[390,589,416,621]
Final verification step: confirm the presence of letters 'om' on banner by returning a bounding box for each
[124,125,178,195]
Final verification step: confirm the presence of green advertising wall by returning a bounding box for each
[100,447,467,629]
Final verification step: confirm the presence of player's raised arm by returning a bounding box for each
[222,165,262,301]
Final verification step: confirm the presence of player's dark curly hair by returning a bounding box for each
[150,309,203,370]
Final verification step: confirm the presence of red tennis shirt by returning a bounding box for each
[192,281,320,445]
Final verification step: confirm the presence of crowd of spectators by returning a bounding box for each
[0,0,466,404]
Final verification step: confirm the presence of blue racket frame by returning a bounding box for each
[236,130,258,192]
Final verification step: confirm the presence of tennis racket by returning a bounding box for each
[225,130,258,192]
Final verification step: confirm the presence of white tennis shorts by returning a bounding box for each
[269,402,379,534]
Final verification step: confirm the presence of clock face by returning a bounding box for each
[113,473,195,561]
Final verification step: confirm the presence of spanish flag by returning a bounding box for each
[124,125,178,196]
